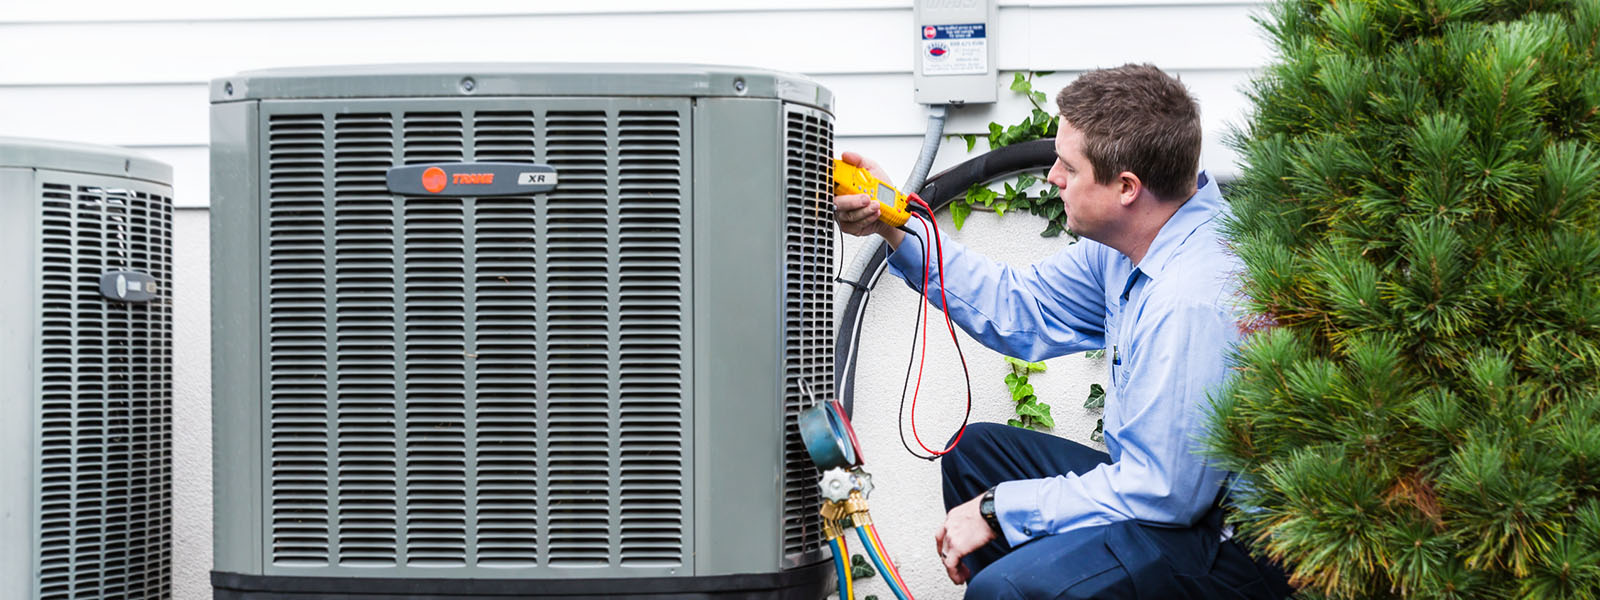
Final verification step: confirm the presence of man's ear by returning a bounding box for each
[1117,171,1142,207]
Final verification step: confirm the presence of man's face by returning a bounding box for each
[1046,122,1121,241]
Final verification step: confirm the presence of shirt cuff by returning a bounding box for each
[885,217,933,288]
[993,479,1050,547]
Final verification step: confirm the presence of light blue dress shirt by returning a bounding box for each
[887,172,1244,547]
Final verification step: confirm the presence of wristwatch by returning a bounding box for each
[979,487,1002,535]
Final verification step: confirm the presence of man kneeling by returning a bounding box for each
[832,64,1294,599]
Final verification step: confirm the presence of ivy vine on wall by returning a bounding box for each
[949,72,1073,238]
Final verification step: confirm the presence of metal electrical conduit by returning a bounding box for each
[832,137,1058,417]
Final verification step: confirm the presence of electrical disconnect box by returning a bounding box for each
[913,0,999,105]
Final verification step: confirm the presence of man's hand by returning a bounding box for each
[933,493,996,585]
[833,152,906,248]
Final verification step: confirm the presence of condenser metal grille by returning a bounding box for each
[261,99,690,575]
[35,182,175,599]
[780,104,835,564]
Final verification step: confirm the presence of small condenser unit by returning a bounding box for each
[209,64,836,598]
[0,137,176,599]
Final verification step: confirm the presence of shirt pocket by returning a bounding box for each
[1105,313,1129,391]
[1110,334,1131,390]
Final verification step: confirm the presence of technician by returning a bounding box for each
[832,64,1294,599]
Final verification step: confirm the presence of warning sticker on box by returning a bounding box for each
[920,23,988,76]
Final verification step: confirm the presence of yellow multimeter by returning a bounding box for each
[833,159,913,228]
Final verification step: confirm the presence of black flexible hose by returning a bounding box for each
[834,138,1058,417]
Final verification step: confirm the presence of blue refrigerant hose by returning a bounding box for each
[857,526,910,600]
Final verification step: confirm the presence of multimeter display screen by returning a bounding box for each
[876,183,897,208]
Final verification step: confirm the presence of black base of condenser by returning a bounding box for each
[212,560,833,599]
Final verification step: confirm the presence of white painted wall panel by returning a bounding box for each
[0,84,208,146]
[3,0,1256,23]
[0,6,1267,85]
[0,12,909,84]
[2,0,906,23]
[130,145,208,207]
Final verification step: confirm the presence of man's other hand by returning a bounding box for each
[933,494,995,585]
[834,152,906,248]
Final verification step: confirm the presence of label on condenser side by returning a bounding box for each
[386,162,559,196]
[920,23,988,76]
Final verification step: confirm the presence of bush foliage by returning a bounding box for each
[1205,1,1600,598]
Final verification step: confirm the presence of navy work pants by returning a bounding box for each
[940,423,1295,599]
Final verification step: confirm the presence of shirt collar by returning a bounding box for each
[1118,171,1222,299]
[1137,171,1222,278]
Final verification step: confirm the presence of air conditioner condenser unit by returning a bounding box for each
[209,64,838,598]
[0,137,176,600]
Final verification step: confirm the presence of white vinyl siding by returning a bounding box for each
[1,1,1265,207]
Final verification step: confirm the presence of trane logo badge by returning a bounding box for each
[388,162,559,197]
[422,167,448,193]
[99,270,159,303]
[452,173,494,185]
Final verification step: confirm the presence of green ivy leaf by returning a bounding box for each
[1010,71,1030,93]
[994,200,1010,217]
[1017,401,1051,420]
[1013,384,1035,402]
[1090,418,1104,443]
[1005,374,1026,400]
[1041,222,1065,238]
[950,201,972,229]
[1031,109,1054,129]
[1086,349,1105,360]
[1003,123,1029,146]
[1016,173,1038,190]
[1033,405,1056,429]
[1026,360,1047,373]
[1003,356,1030,371]
[963,134,977,153]
[1017,400,1043,419]
[852,554,876,579]
[969,186,998,207]
[1007,418,1027,428]
[1084,383,1106,409]
[1032,90,1048,104]
[1043,201,1064,220]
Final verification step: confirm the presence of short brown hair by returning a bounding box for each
[1055,64,1201,201]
